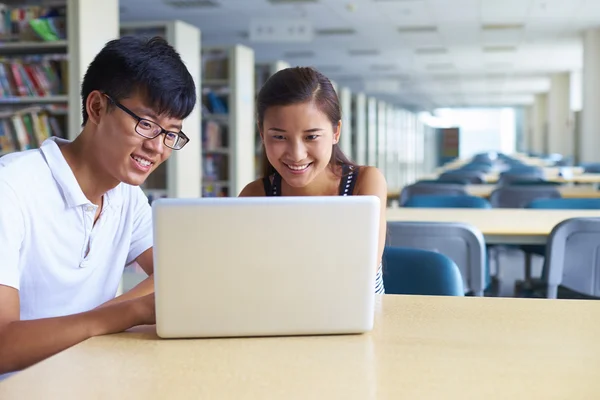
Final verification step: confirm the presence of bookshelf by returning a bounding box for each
[202,44,255,197]
[352,92,367,165]
[0,0,118,156]
[339,86,352,159]
[255,60,290,90]
[120,20,202,201]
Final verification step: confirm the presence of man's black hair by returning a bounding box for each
[80,35,196,125]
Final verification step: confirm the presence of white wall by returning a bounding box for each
[435,108,516,158]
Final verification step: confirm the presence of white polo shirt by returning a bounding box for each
[0,137,153,320]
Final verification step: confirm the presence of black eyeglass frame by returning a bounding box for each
[103,93,189,150]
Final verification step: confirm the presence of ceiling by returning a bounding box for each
[119,0,600,111]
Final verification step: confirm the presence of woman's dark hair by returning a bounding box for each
[256,66,356,178]
[81,36,197,125]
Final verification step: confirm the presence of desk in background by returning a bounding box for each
[388,183,600,204]
[386,207,600,244]
[465,184,600,199]
[1,295,599,399]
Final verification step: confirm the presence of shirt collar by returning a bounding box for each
[40,137,122,210]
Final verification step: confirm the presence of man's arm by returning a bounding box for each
[0,284,154,374]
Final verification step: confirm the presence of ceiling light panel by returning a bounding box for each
[481,0,529,24]
[348,49,380,56]
[267,0,318,4]
[283,51,315,58]
[163,0,219,8]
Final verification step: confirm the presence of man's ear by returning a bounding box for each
[333,120,342,144]
[86,90,107,126]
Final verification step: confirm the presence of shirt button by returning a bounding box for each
[85,206,95,212]
[80,260,89,268]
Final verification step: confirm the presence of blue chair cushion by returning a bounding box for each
[404,195,492,209]
[382,246,464,296]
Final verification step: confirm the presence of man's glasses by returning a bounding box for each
[103,93,189,150]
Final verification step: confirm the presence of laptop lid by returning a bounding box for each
[152,195,380,339]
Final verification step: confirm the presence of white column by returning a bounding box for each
[522,105,533,154]
[353,93,367,165]
[339,87,352,157]
[68,0,119,139]
[169,21,201,198]
[547,73,572,157]
[531,93,547,155]
[366,97,378,166]
[580,28,600,164]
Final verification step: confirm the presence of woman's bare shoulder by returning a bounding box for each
[354,165,387,195]
[238,178,267,197]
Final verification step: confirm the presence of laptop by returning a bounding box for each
[151,195,380,339]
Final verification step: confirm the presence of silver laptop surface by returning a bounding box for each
[152,195,380,339]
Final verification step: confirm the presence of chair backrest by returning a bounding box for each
[545,217,600,298]
[403,195,492,209]
[382,246,464,296]
[386,221,486,296]
[415,179,469,185]
[497,174,545,186]
[460,163,492,173]
[507,180,562,186]
[439,171,485,184]
[489,186,562,208]
[526,198,600,210]
[398,183,468,206]
[504,166,543,175]
[584,164,600,173]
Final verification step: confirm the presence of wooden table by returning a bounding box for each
[483,173,600,184]
[387,207,600,244]
[465,184,600,199]
[2,295,599,399]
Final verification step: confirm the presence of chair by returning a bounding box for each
[527,198,600,209]
[544,217,600,298]
[497,174,545,186]
[460,163,493,173]
[516,198,600,291]
[489,186,561,208]
[508,180,562,186]
[439,171,485,184]
[404,195,492,209]
[382,246,464,296]
[583,163,600,173]
[398,183,467,207]
[415,179,469,185]
[386,221,486,296]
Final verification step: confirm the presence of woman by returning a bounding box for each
[239,66,388,294]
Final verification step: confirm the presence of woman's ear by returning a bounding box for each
[333,120,342,144]
[257,122,265,143]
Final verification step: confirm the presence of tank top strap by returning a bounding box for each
[263,173,282,196]
[338,164,359,196]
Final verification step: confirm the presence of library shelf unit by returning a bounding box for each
[202,44,255,197]
[120,20,202,201]
[0,0,118,156]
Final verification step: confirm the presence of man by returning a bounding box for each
[0,35,196,375]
